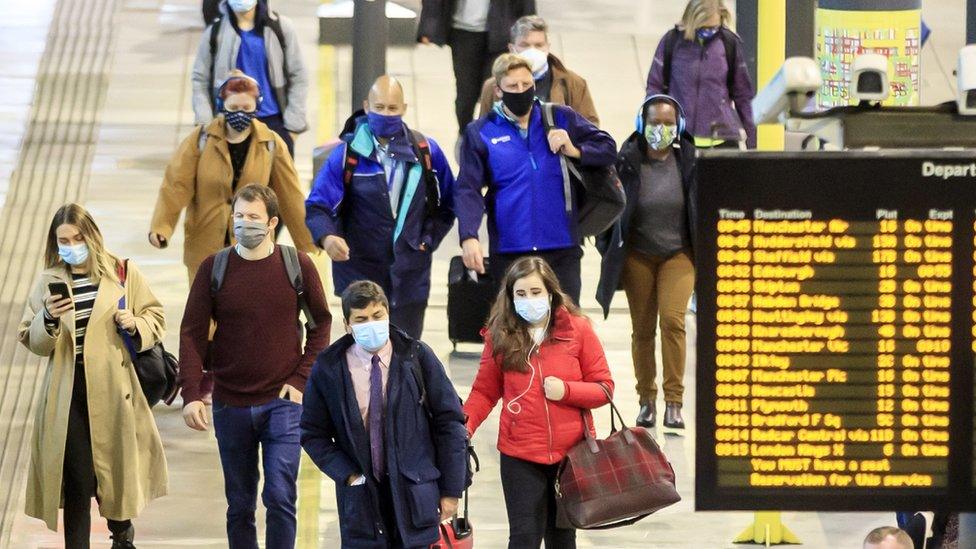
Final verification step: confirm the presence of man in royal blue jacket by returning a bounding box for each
[306,75,455,338]
[455,53,617,303]
[301,281,468,548]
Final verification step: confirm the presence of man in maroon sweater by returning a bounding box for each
[179,184,332,549]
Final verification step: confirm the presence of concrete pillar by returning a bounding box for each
[352,0,387,112]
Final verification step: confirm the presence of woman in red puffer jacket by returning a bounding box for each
[464,256,614,549]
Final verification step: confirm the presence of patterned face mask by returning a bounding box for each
[697,26,720,41]
[644,123,678,151]
[224,109,255,132]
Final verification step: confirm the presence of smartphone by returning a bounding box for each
[48,281,71,300]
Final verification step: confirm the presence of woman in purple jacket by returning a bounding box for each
[645,0,756,149]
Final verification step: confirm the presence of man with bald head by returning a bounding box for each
[307,75,456,338]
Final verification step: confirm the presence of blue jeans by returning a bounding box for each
[213,398,302,549]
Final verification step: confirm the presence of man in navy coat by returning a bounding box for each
[306,76,456,339]
[301,281,468,548]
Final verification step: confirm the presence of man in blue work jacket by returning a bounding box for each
[306,75,456,338]
[455,53,617,304]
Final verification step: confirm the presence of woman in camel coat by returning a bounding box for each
[19,204,167,547]
[149,71,315,281]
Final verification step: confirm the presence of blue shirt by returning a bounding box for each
[236,28,280,118]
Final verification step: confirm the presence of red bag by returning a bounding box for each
[430,490,473,549]
[555,385,680,529]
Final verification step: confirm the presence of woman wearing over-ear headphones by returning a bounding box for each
[149,70,315,283]
[464,256,614,549]
[596,94,698,433]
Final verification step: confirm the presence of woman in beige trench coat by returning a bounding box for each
[18,204,168,548]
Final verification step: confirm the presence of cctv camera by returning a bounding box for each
[752,57,822,125]
[851,54,889,103]
[957,45,976,115]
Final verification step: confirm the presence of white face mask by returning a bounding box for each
[517,47,550,80]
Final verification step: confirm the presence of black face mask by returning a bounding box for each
[502,86,536,117]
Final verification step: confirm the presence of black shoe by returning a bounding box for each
[110,525,135,549]
[636,403,656,428]
[663,402,685,430]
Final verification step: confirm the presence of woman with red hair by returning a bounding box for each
[149,69,315,283]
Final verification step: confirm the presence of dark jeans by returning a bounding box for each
[449,29,496,132]
[489,246,583,306]
[390,302,427,340]
[63,362,132,548]
[499,454,576,549]
[259,113,294,159]
[213,398,303,549]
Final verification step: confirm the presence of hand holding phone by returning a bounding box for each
[45,282,73,319]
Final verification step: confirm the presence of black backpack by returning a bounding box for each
[540,103,626,238]
[661,25,738,94]
[207,13,289,112]
[210,245,317,333]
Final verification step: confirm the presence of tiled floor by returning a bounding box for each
[4,0,973,547]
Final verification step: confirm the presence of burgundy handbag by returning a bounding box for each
[554,385,680,529]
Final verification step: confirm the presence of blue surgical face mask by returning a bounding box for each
[228,0,257,13]
[351,319,390,352]
[58,243,89,266]
[697,26,720,41]
[366,111,404,139]
[514,296,550,324]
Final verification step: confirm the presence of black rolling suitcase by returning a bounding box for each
[447,256,494,350]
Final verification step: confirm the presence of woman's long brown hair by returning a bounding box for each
[487,256,582,372]
[44,203,118,283]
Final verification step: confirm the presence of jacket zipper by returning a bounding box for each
[534,347,554,462]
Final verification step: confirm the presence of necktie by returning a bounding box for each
[369,354,385,480]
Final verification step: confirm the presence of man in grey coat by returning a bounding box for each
[193,0,307,157]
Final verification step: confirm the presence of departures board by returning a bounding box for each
[695,151,976,511]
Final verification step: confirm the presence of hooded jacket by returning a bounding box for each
[192,0,308,132]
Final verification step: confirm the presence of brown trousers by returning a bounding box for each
[622,249,695,404]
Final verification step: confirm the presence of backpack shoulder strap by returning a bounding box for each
[267,12,290,95]
[541,103,574,214]
[280,245,317,331]
[720,28,738,94]
[342,142,359,187]
[662,26,681,94]
[197,124,208,153]
[408,343,430,416]
[408,129,433,171]
[208,16,222,109]
[210,247,233,296]
[541,101,556,133]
